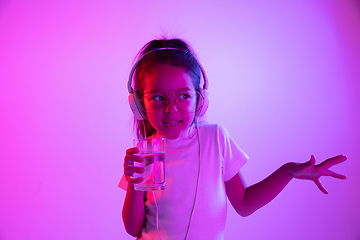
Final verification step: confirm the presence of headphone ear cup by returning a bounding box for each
[129,90,147,120]
[196,89,209,117]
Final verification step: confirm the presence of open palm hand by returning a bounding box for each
[290,155,347,194]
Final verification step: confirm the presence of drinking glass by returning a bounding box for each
[133,138,166,191]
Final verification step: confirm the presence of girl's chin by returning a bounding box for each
[156,130,182,140]
[160,132,180,140]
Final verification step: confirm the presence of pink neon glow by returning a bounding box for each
[0,1,359,239]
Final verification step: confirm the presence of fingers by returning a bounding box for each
[124,147,143,165]
[124,154,144,175]
[124,163,144,185]
[319,154,347,170]
[123,147,144,185]
[301,155,316,169]
[126,147,139,155]
[314,178,328,194]
[295,154,347,194]
[124,164,144,175]
[124,154,143,166]
[125,175,144,185]
[322,170,347,179]
[310,155,316,165]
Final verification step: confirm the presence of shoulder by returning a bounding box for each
[198,123,219,134]
[198,123,226,131]
[198,123,217,130]
[197,123,229,139]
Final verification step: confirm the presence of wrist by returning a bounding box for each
[283,162,297,178]
[127,183,143,194]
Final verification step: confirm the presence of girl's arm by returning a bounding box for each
[122,184,146,237]
[225,155,347,217]
[122,147,146,237]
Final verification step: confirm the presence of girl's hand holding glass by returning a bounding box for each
[124,138,166,191]
[124,147,145,185]
[289,154,347,194]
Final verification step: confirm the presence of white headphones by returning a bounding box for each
[127,48,209,120]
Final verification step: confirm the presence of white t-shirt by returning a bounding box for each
[119,124,248,240]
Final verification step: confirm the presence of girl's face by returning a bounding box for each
[142,63,196,139]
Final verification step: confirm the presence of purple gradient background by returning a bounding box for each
[1,1,359,239]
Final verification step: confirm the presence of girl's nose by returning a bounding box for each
[164,98,178,114]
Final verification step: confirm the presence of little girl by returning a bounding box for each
[120,38,347,240]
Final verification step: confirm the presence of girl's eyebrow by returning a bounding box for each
[147,87,194,93]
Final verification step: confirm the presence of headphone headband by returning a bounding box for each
[127,47,208,94]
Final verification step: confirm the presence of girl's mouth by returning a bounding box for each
[163,120,181,127]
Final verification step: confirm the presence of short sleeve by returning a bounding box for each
[118,174,128,190]
[218,125,249,181]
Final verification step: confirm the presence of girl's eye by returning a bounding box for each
[178,92,192,100]
[152,95,165,101]
[179,94,189,99]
